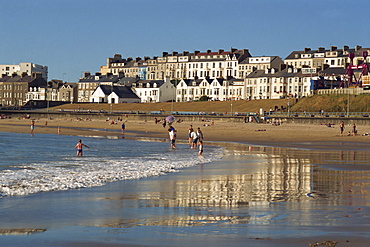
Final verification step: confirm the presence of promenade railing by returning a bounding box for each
[1,107,369,118]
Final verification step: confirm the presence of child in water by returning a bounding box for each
[198,140,203,156]
[75,139,90,156]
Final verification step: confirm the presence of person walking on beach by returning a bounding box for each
[339,121,345,136]
[30,120,35,135]
[188,125,194,147]
[75,139,90,156]
[121,123,125,134]
[198,140,203,156]
[190,130,198,149]
[197,127,204,143]
[352,123,357,136]
[168,128,176,149]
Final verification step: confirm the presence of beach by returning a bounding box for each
[0,116,369,145]
[0,116,370,247]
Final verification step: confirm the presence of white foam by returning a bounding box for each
[0,148,222,197]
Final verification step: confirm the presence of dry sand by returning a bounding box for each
[1,116,369,145]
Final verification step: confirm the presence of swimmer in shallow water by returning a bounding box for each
[74,139,90,156]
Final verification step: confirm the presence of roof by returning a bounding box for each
[98,85,139,99]
[319,67,346,76]
[79,74,123,83]
[181,78,203,87]
[0,75,47,87]
[246,67,300,79]
[112,86,140,99]
[284,46,370,60]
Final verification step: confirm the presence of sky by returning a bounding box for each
[1,0,370,82]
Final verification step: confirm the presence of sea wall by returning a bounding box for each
[1,110,370,126]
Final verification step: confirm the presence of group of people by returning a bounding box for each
[339,121,357,136]
[188,125,204,156]
[167,124,204,156]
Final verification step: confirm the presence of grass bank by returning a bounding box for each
[51,94,370,113]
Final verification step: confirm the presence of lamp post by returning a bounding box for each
[230,101,233,116]
[347,90,350,118]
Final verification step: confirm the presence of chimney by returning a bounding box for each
[113,54,122,61]
[230,48,237,53]
[95,72,101,76]
[318,47,325,52]
[2,74,7,78]
[12,73,18,77]
[194,50,200,55]
[21,72,28,78]
[304,47,311,53]
[127,57,133,62]
[330,46,337,51]
[342,45,349,51]
[84,72,91,77]
[172,51,178,56]
[135,57,141,62]
[144,56,150,61]
[107,72,113,77]
[182,51,189,56]
[279,63,286,71]
[355,45,362,51]
[162,52,168,57]
[218,49,224,54]
[206,49,211,54]
[241,49,249,55]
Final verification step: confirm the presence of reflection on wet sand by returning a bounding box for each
[0,228,46,235]
[97,143,370,230]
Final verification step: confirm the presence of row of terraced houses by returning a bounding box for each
[1,45,370,107]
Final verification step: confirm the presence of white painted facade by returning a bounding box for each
[132,77,175,103]
[0,62,48,80]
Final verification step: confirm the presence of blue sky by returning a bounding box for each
[1,0,370,82]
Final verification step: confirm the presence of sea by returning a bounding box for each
[0,132,222,198]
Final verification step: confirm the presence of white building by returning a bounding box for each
[90,85,140,103]
[131,77,175,103]
[0,62,48,81]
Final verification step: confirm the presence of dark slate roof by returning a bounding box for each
[79,74,124,83]
[0,75,47,87]
[112,86,140,99]
[135,80,165,88]
[246,67,300,79]
[98,85,139,99]
[319,67,346,76]
[285,46,370,60]
[60,82,77,88]
[182,79,203,86]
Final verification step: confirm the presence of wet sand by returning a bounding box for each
[0,117,370,246]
